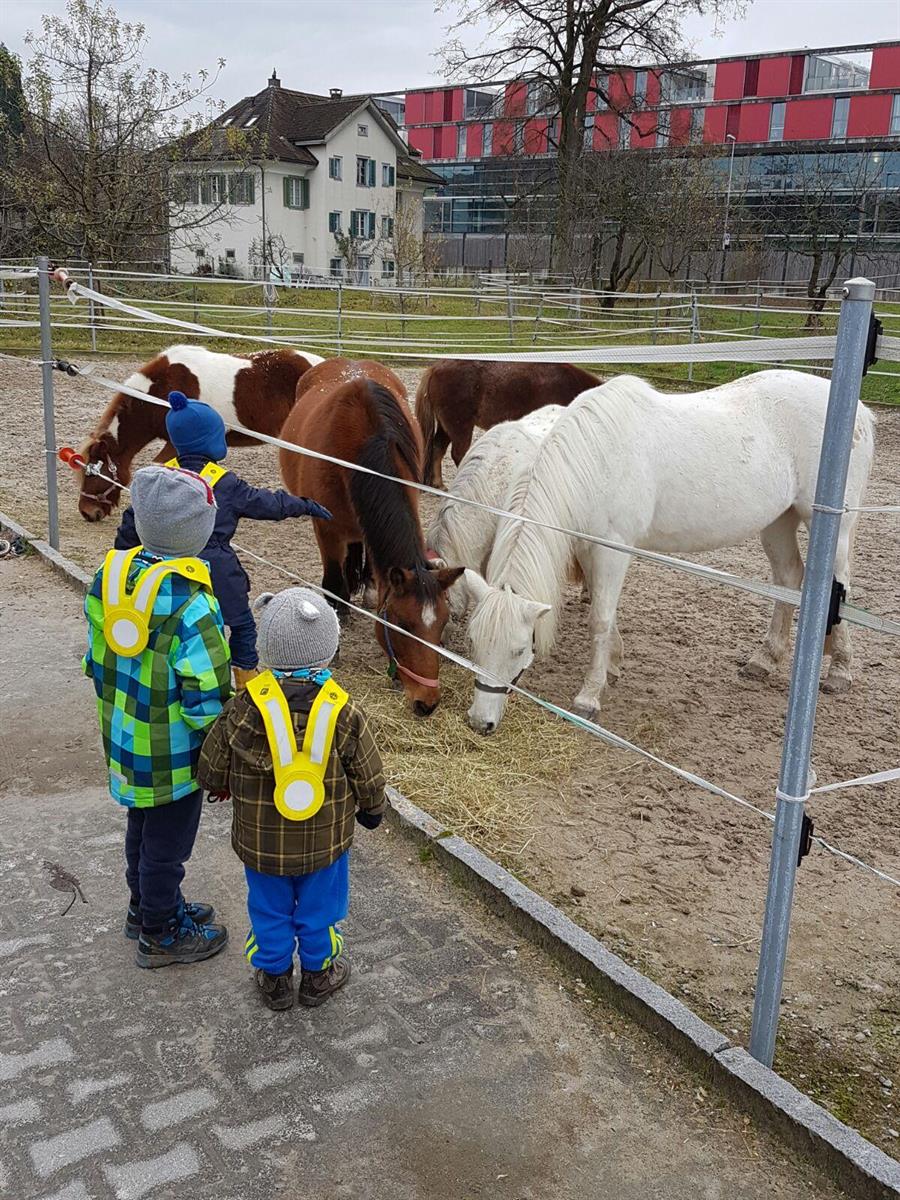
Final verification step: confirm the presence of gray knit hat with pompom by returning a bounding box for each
[253,587,340,670]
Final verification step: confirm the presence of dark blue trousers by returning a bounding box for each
[125,792,203,927]
[244,853,350,975]
[227,609,258,669]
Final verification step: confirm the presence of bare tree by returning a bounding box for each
[439,0,742,274]
[0,43,27,257]
[3,0,244,267]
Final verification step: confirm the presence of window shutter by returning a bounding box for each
[367,159,375,187]
[301,178,309,209]
[283,176,292,207]
[368,212,376,239]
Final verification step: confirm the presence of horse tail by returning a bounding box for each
[414,367,438,485]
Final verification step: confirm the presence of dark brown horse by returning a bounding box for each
[280,358,463,716]
[415,359,603,487]
[77,344,321,521]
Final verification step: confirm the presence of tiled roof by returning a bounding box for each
[397,154,443,186]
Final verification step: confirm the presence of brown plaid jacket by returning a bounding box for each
[198,678,385,876]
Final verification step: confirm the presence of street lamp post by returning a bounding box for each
[720,133,737,283]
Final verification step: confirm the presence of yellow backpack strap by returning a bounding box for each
[247,672,349,822]
[101,549,212,657]
[165,458,227,488]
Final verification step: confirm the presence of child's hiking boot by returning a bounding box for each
[125,899,215,941]
[255,966,294,1011]
[135,909,228,969]
[297,958,351,1007]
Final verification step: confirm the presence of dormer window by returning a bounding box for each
[222,116,234,127]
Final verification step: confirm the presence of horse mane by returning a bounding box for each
[349,382,438,599]
[485,376,650,656]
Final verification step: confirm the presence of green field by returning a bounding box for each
[1,274,897,404]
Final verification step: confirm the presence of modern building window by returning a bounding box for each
[329,156,342,180]
[583,113,595,151]
[457,125,467,159]
[618,117,630,149]
[594,74,609,110]
[357,156,376,187]
[769,102,786,142]
[330,258,343,278]
[831,96,850,138]
[328,211,342,234]
[464,88,495,118]
[382,259,395,279]
[633,71,648,106]
[283,176,309,209]
[656,110,670,147]
[381,215,394,238]
[892,94,900,135]
[690,107,705,143]
[513,122,525,154]
[228,173,255,205]
[803,53,870,94]
[358,123,369,136]
[482,123,493,155]
[382,162,396,186]
[526,80,553,115]
[350,210,376,239]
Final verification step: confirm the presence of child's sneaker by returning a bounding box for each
[255,967,294,1011]
[135,910,228,969]
[297,958,351,1007]
[125,899,215,941]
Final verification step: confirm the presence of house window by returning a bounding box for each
[482,123,493,155]
[357,156,376,187]
[292,252,304,265]
[197,173,226,205]
[583,113,595,151]
[356,255,371,285]
[633,71,648,106]
[382,162,396,186]
[350,210,376,239]
[330,258,343,278]
[831,96,850,138]
[283,176,310,209]
[329,156,342,180]
[382,259,395,279]
[225,249,236,260]
[358,123,369,136]
[892,94,900,135]
[328,211,342,234]
[381,215,394,238]
[457,126,467,159]
[769,101,786,142]
[228,173,255,205]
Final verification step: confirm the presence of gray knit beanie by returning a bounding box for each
[131,464,217,557]
[253,587,340,670]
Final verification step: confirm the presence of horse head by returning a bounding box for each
[465,570,551,735]
[77,432,124,522]
[377,564,464,717]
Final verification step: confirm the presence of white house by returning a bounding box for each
[171,72,441,283]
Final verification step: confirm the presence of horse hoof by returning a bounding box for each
[821,673,851,696]
[740,659,772,682]
[572,700,599,723]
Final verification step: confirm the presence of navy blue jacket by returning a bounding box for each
[115,455,317,625]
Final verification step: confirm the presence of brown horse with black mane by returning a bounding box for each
[415,359,603,487]
[76,343,322,521]
[280,359,463,717]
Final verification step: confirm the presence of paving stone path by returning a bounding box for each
[0,554,849,1200]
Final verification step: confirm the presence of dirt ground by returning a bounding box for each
[0,351,898,1152]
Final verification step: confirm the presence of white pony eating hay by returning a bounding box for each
[465,370,874,735]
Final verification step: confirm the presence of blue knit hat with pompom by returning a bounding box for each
[165,391,228,461]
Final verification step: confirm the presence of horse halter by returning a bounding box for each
[378,608,440,690]
[474,668,525,696]
[81,456,120,505]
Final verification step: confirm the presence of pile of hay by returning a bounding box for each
[341,661,593,863]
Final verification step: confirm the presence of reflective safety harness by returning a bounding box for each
[165,458,229,489]
[101,546,212,657]
[246,671,349,822]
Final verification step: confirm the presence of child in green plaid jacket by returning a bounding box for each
[83,464,232,968]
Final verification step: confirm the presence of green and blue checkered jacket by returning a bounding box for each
[83,550,232,808]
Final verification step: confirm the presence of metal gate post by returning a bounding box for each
[37,256,60,549]
[748,278,876,1067]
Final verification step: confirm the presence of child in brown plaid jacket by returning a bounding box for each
[199,587,385,1010]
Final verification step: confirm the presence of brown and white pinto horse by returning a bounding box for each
[280,359,463,716]
[415,359,603,487]
[77,344,322,521]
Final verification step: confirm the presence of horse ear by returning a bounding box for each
[525,600,552,623]
[463,569,490,607]
[388,566,411,592]
[433,566,465,591]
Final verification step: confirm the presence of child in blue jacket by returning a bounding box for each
[116,391,330,685]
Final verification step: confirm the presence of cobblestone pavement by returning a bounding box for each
[0,554,848,1200]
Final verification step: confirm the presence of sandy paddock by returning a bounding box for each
[0,351,897,1147]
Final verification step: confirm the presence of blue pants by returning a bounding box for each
[124,791,203,927]
[244,853,349,975]
[228,609,258,670]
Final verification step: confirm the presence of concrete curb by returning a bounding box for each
[386,788,900,1200]
[4,515,897,1198]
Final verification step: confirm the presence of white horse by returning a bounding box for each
[426,405,564,617]
[465,370,874,735]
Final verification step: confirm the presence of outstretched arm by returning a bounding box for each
[231,476,331,522]
[114,506,140,550]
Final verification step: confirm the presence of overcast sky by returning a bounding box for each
[4,0,899,106]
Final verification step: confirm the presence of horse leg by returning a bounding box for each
[608,624,625,685]
[429,426,452,490]
[821,520,857,695]
[741,510,804,682]
[450,428,473,470]
[153,440,177,464]
[573,547,630,719]
[315,524,350,621]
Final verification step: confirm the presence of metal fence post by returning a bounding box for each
[87,262,97,353]
[336,280,343,353]
[687,289,699,383]
[748,277,876,1068]
[506,280,515,345]
[37,256,60,550]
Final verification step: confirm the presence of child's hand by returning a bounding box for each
[206,789,230,804]
[355,810,383,830]
[300,499,332,521]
